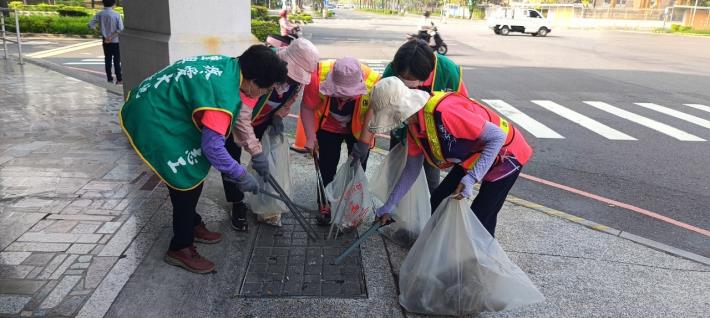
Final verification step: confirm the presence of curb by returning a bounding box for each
[373,146,710,267]
[21,56,124,96]
[504,195,710,267]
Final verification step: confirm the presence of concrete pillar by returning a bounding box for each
[120,0,260,97]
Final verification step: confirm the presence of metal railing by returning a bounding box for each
[1,8,24,64]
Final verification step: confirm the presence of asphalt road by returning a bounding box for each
[315,10,710,256]
[5,9,709,257]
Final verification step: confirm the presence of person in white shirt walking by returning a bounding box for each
[88,0,124,85]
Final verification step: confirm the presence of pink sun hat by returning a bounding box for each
[319,57,367,98]
[277,39,320,85]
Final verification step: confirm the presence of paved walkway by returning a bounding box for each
[1,60,709,318]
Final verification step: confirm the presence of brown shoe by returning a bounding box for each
[164,246,215,274]
[194,222,222,244]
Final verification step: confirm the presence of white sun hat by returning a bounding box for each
[368,77,431,133]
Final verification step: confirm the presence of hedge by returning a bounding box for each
[8,2,123,16]
[251,5,268,19]
[251,19,278,42]
[57,7,90,17]
[8,14,97,35]
[290,13,313,23]
[9,6,278,41]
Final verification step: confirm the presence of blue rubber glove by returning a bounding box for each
[375,203,395,218]
[350,141,370,167]
[225,171,259,194]
[457,174,477,199]
[251,152,270,178]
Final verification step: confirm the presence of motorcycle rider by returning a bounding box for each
[418,11,440,46]
[279,9,299,43]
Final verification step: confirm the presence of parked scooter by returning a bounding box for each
[265,25,302,48]
[407,26,448,55]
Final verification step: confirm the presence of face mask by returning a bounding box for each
[401,78,422,88]
[275,82,290,95]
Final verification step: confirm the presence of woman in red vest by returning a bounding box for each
[369,77,533,236]
[300,57,381,225]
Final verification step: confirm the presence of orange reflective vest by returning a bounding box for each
[314,60,381,140]
[409,91,533,170]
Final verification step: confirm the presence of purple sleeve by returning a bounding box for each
[201,127,245,179]
[381,154,425,213]
[468,122,506,182]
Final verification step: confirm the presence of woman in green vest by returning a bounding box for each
[382,39,469,194]
[227,39,320,232]
[120,45,288,274]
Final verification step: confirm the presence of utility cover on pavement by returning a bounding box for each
[238,214,367,298]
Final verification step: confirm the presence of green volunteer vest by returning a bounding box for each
[119,55,242,191]
[382,53,463,143]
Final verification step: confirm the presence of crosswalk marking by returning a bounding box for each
[482,99,564,139]
[635,103,710,130]
[685,104,710,114]
[583,101,705,142]
[26,41,101,58]
[63,62,105,65]
[531,100,636,140]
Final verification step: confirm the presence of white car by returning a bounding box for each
[488,8,552,37]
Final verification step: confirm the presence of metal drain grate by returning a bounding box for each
[238,214,367,298]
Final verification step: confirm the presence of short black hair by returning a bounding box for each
[239,45,288,88]
[391,40,435,81]
[102,0,116,7]
[424,11,431,18]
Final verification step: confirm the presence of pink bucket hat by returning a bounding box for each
[319,57,367,98]
[277,38,320,85]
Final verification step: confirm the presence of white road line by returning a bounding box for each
[584,101,705,141]
[635,103,710,130]
[685,104,710,114]
[80,58,105,62]
[63,62,105,65]
[482,99,564,139]
[531,100,636,140]
[26,41,101,58]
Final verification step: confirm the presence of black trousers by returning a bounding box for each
[102,41,122,82]
[222,121,270,203]
[168,183,204,251]
[317,130,368,187]
[430,165,522,237]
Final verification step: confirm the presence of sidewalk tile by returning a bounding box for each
[37,254,68,280]
[67,244,96,255]
[6,243,70,253]
[49,255,79,279]
[0,265,35,279]
[0,252,32,265]
[70,222,103,234]
[84,257,117,289]
[96,222,123,234]
[46,214,114,222]
[21,253,55,266]
[0,279,46,295]
[39,275,81,309]
[0,295,32,315]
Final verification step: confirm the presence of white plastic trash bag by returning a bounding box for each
[325,158,375,232]
[369,144,430,247]
[245,127,291,227]
[399,197,545,316]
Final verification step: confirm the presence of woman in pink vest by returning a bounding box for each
[368,77,533,236]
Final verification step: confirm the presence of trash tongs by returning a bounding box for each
[262,174,319,241]
[313,150,329,216]
[333,218,394,265]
